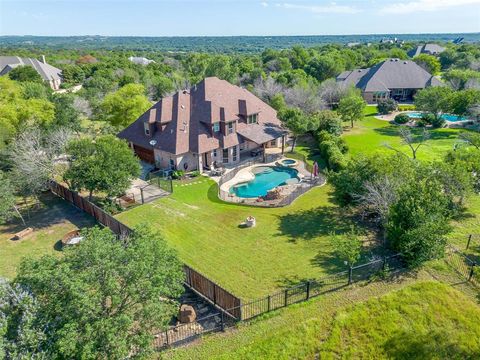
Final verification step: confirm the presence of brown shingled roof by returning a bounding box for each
[118,77,284,156]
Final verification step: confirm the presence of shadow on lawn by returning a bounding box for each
[277,205,354,242]
[0,193,95,239]
[373,126,460,141]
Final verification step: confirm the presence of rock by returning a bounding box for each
[264,188,282,200]
[179,304,196,323]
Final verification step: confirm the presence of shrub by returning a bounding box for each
[172,170,185,179]
[317,130,348,154]
[416,120,427,128]
[190,170,201,177]
[394,113,410,124]
[327,147,347,171]
[398,104,416,111]
[377,99,397,115]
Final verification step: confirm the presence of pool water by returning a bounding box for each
[281,159,296,165]
[231,166,299,198]
[407,112,466,122]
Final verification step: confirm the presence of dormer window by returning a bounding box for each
[227,122,234,135]
[247,113,258,124]
[213,122,220,133]
[144,122,150,136]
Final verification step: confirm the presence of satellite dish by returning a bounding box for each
[149,140,157,146]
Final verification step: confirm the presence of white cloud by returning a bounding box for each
[380,0,480,14]
[275,2,360,14]
[260,1,269,7]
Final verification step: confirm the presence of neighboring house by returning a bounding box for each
[336,58,442,103]
[118,77,287,172]
[408,43,446,57]
[0,56,62,90]
[128,56,156,66]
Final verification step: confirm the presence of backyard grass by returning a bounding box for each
[343,106,463,162]
[164,278,480,360]
[0,193,96,279]
[116,178,375,300]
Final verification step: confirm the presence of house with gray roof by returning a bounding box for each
[336,58,443,103]
[118,77,286,171]
[0,56,62,90]
[408,44,446,58]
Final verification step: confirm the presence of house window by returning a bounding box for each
[232,146,237,162]
[247,114,258,124]
[169,159,175,169]
[144,122,150,136]
[213,122,220,133]
[213,149,217,158]
[222,149,229,163]
[270,140,276,146]
[227,122,234,135]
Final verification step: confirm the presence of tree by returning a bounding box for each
[8,66,43,83]
[459,131,480,150]
[15,225,185,359]
[305,55,344,83]
[387,178,452,267]
[385,127,430,160]
[443,69,480,90]
[279,107,313,152]
[100,84,151,128]
[450,89,480,116]
[21,81,50,100]
[414,86,453,121]
[51,94,81,131]
[331,227,362,267]
[0,172,25,225]
[316,110,343,136]
[64,135,141,200]
[338,95,366,128]
[377,98,397,115]
[414,54,441,75]
[282,83,326,114]
[0,278,47,358]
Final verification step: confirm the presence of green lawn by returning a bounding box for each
[164,279,480,360]
[116,178,373,300]
[343,106,463,162]
[0,193,96,279]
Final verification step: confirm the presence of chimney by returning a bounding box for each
[148,108,157,135]
[41,55,46,64]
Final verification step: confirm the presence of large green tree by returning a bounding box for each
[414,86,453,120]
[337,95,366,128]
[100,84,151,128]
[64,135,141,200]
[15,225,185,359]
[279,107,316,152]
[8,66,43,83]
[414,54,441,75]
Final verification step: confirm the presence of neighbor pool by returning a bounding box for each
[230,166,299,198]
[407,112,466,122]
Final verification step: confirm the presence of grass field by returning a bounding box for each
[116,178,376,300]
[343,106,463,162]
[0,193,96,279]
[165,279,480,360]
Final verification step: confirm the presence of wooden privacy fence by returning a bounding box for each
[184,265,242,319]
[49,181,133,238]
[48,181,241,319]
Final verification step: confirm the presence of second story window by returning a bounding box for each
[247,113,258,124]
[213,122,220,133]
[227,122,234,135]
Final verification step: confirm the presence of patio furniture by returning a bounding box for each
[245,216,256,227]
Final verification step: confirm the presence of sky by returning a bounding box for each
[0,0,479,36]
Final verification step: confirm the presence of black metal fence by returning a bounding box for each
[147,171,174,194]
[154,254,403,349]
[444,245,479,288]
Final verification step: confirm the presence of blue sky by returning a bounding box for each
[0,0,479,36]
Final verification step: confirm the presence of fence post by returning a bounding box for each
[469,263,476,281]
[165,330,169,347]
[306,281,310,300]
[213,285,217,305]
[220,311,225,331]
[284,289,288,307]
[140,188,145,204]
[348,266,353,285]
[466,234,472,250]
[267,295,271,312]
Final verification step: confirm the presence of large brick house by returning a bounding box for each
[336,58,442,103]
[118,77,287,172]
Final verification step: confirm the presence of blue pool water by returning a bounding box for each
[407,112,466,122]
[231,166,299,198]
